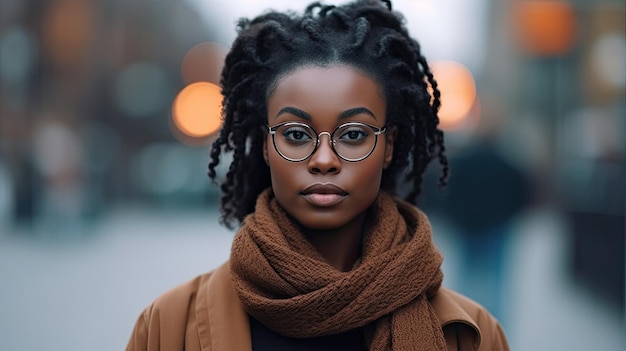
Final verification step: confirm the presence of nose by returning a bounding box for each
[308,132,341,174]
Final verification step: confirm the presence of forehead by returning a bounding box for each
[271,64,382,96]
[267,65,386,122]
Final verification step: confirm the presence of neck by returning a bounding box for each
[301,212,366,272]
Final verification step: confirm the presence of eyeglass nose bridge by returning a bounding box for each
[316,131,334,145]
[312,130,337,156]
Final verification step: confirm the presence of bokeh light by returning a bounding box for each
[171,82,223,139]
[430,60,478,131]
[181,41,226,85]
[113,62,172,119]
[0,26,36,84]
[591,33,626,89]
[32,121,82,180]
[514,0,576,56]
[132,143,192,196]
[41,0,95,68]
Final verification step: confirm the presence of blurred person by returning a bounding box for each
[32,117,87,234]
[435,100,531,327]
[126,1,508,350]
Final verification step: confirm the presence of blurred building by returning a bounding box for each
[0,0,226,230]
[512,0,625,315]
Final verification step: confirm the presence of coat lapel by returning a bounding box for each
[197,262,252,351]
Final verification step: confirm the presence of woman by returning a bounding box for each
[126,1,509,350]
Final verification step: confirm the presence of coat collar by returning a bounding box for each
[430,287,483,350]
[196,262,481,351]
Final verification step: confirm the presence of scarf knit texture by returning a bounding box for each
[230,189,447,350]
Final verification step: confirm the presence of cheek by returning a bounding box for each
[347,156,385,194]
[367,147,388,178]
[360,167,384,193]
[365,153,387,192]
[266,153,300,196]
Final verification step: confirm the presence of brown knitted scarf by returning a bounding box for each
[230,189,446,350]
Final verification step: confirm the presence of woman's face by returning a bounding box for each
[263,65,395,230]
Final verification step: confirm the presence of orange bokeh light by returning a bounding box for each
[172,82,223,138]
[41,0,95,69]
[430,60,478,130]
[514,0,576,56]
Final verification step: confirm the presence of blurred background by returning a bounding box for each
[0,0,624,350]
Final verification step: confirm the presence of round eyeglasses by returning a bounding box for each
[267,121,386,162]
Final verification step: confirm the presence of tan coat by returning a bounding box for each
[126,262,509,351]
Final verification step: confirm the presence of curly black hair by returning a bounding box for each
[208,0,448,228]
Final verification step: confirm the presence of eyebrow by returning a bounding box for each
[274,106,377,121]
[339,107,376,120]
[275,107,311,120]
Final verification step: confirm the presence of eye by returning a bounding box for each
[337,125,370,143]
[281,125,314,143]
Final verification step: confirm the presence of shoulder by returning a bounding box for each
[126,262,252,351]
[431,287,510,351]
[149,272,212,315]
[126,272,214,351]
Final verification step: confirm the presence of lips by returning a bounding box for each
[301,183,347,207]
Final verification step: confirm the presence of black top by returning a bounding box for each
[249,316,367,351]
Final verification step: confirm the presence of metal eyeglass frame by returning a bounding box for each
[267,121,386,162]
